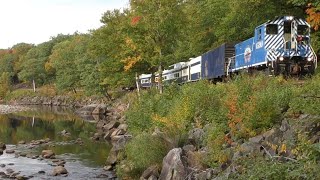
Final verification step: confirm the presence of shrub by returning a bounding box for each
[225,74,293,138]
[290,73,320,115]
[230,156,320,180]
[124,133,169,176]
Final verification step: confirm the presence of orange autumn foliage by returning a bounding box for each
[306,4,320,30]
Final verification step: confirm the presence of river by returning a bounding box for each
[0,106,114,179]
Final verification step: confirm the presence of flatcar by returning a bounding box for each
[139,16,317,88]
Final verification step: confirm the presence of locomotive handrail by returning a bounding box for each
[310,45,318,68]
[226,56,235,76]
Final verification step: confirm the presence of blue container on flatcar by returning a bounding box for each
[201,43,235,79]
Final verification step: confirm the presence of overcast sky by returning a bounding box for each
[0,0,128,49]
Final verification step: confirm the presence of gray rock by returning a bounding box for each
[59,130,71,136]
[103,121,120,131]
[15,175,28,180]
[182,144,196,153]
[240,142,261,155]
[92,132,103,141]
[0,142,6,150]
[280,119,290,132]
[92,104,108,115]
[186,151,206,170]
[103,166,113,171]
[96,120,107,129]
[140,165,159,180]
[263,129,276,141]
[106,151,117,165]
[159,148,187,180]
[148,175,158,180]
[19,152,27,157]
[118,124,128,131]
[112,135,130,151]
[41,150,55,159]
[188,128,204,147]
[18,140,26,144]
[194,171,207,180]
[232,151,242,161]
[52,166,68,176]
[6,168,14,174]
[5,149,15,154]
[103,129,116,141]
[249,135,263,143]
[111,128,126,137]
[76,104,98,115]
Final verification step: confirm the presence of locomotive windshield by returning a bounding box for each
[266,24,278,34]
[297,25,309,35]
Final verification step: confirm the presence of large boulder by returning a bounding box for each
[140,165,159,180]
[76,104,99,115]
[42,150,55,159]
[52,166,68,176]
[186,150,206,170]
[159,148,187,180]
[103,121,120,131]
[0,142,6,150]
[188,128,204,147]
[92,104,108,115]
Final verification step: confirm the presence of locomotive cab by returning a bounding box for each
[267,16,317,75]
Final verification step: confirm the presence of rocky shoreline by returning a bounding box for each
[0,137,116,179]
[0,105,32,114]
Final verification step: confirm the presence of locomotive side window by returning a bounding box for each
[266,24,278,34]
[257,29,262,40]
[297,25,309,35]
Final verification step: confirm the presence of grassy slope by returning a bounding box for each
[120,72,320,179]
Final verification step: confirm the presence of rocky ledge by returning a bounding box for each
[0,105,31,114]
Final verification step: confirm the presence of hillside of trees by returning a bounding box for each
[0,0,319,98]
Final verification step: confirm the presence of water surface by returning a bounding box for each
[0,106,112,179]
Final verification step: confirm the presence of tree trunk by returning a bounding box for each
[158,64,163,94]
[135,72,141,97]
[32,79,36,92]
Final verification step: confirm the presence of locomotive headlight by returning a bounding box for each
[279,57,284,61]
[285,16,294,21]
[307,57,312,62]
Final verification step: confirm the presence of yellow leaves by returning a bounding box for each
[280,144,287,154]
[125,37,137,50]
[44,61,55,75]
[151,113,181,132]
[122,55,141,71]
[121,37,142,71]
[306,4,320,31]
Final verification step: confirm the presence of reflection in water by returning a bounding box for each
[0,107,110,167]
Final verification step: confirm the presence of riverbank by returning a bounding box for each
[0,105,31,114]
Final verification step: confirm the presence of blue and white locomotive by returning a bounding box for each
[230,16,317,75]
[139,16,318,87]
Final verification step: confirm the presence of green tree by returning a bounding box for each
[0,72,11,98]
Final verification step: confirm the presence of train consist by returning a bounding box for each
[139,16,318,87]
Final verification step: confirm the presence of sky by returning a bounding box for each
[0,0,129,49]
